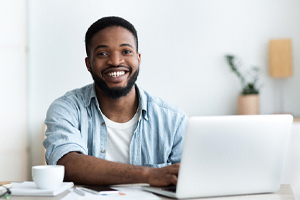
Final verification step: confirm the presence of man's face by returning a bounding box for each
[85,26,141,99]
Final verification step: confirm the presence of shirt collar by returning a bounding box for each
[135,85,148,121]
[83,83,98,108]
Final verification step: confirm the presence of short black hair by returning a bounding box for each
[85,16,138,57]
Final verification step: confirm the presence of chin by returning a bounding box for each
[93,68,139,99]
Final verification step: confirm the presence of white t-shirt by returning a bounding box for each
[102,108,140,164]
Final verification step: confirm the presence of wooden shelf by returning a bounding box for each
[294,118,300,122]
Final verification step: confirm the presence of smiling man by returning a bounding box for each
[43,16,188,186]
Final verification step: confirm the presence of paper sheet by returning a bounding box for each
[10,181,74,196]
[62,185,161,200]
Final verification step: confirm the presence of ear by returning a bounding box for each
[85,57,91,72]
[137,53,141,66]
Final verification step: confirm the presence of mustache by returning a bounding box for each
[102,65,131,72]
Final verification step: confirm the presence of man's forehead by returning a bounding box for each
[91,26,136,45]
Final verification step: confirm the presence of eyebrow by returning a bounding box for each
[120,43,134,48]
[94,43,134,52]
[94,45,108,52]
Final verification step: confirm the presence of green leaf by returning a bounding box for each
[225,55,261,95]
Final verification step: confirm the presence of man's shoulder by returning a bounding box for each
[53,83,94,107]
[63,84,93,97]
[138,87,186,117]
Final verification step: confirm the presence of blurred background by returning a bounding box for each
[1,0,299,186]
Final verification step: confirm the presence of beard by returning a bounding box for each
[91,67,139,99]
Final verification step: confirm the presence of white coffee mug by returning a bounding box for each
[32,165,65,189]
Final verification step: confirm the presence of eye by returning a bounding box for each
[123,50,132,55]
[97,52,108,56]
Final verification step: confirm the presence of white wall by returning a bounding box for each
[27,0,300,173]
[0,0,27,181]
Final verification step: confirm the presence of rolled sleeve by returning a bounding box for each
[43,97,88,165]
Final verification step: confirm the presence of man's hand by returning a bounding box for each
[147,163,180,186]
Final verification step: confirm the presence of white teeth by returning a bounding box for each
[107,71,125,77]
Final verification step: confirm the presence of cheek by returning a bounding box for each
[91,60,105,71]
[130,59,139,68]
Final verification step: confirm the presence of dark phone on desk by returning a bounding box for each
[81,185,118,194]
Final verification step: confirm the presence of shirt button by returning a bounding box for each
[101,123,105,126]
[101,150,105,153]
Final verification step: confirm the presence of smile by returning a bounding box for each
[107,71,126,77]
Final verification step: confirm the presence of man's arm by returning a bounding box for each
[58,152,179,186]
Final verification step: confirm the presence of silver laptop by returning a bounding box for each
[142,114,293,199]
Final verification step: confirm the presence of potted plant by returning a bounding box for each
[225,55,260,115]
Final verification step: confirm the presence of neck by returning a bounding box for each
[95,86,139,123]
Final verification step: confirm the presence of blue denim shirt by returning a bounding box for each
[43,84,188,168]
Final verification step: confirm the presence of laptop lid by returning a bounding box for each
[143,114,293,199]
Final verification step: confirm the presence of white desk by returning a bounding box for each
[9,184,295,200]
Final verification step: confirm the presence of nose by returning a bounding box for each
[107,52,124,66]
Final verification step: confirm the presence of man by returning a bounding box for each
[43,16,187,186]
